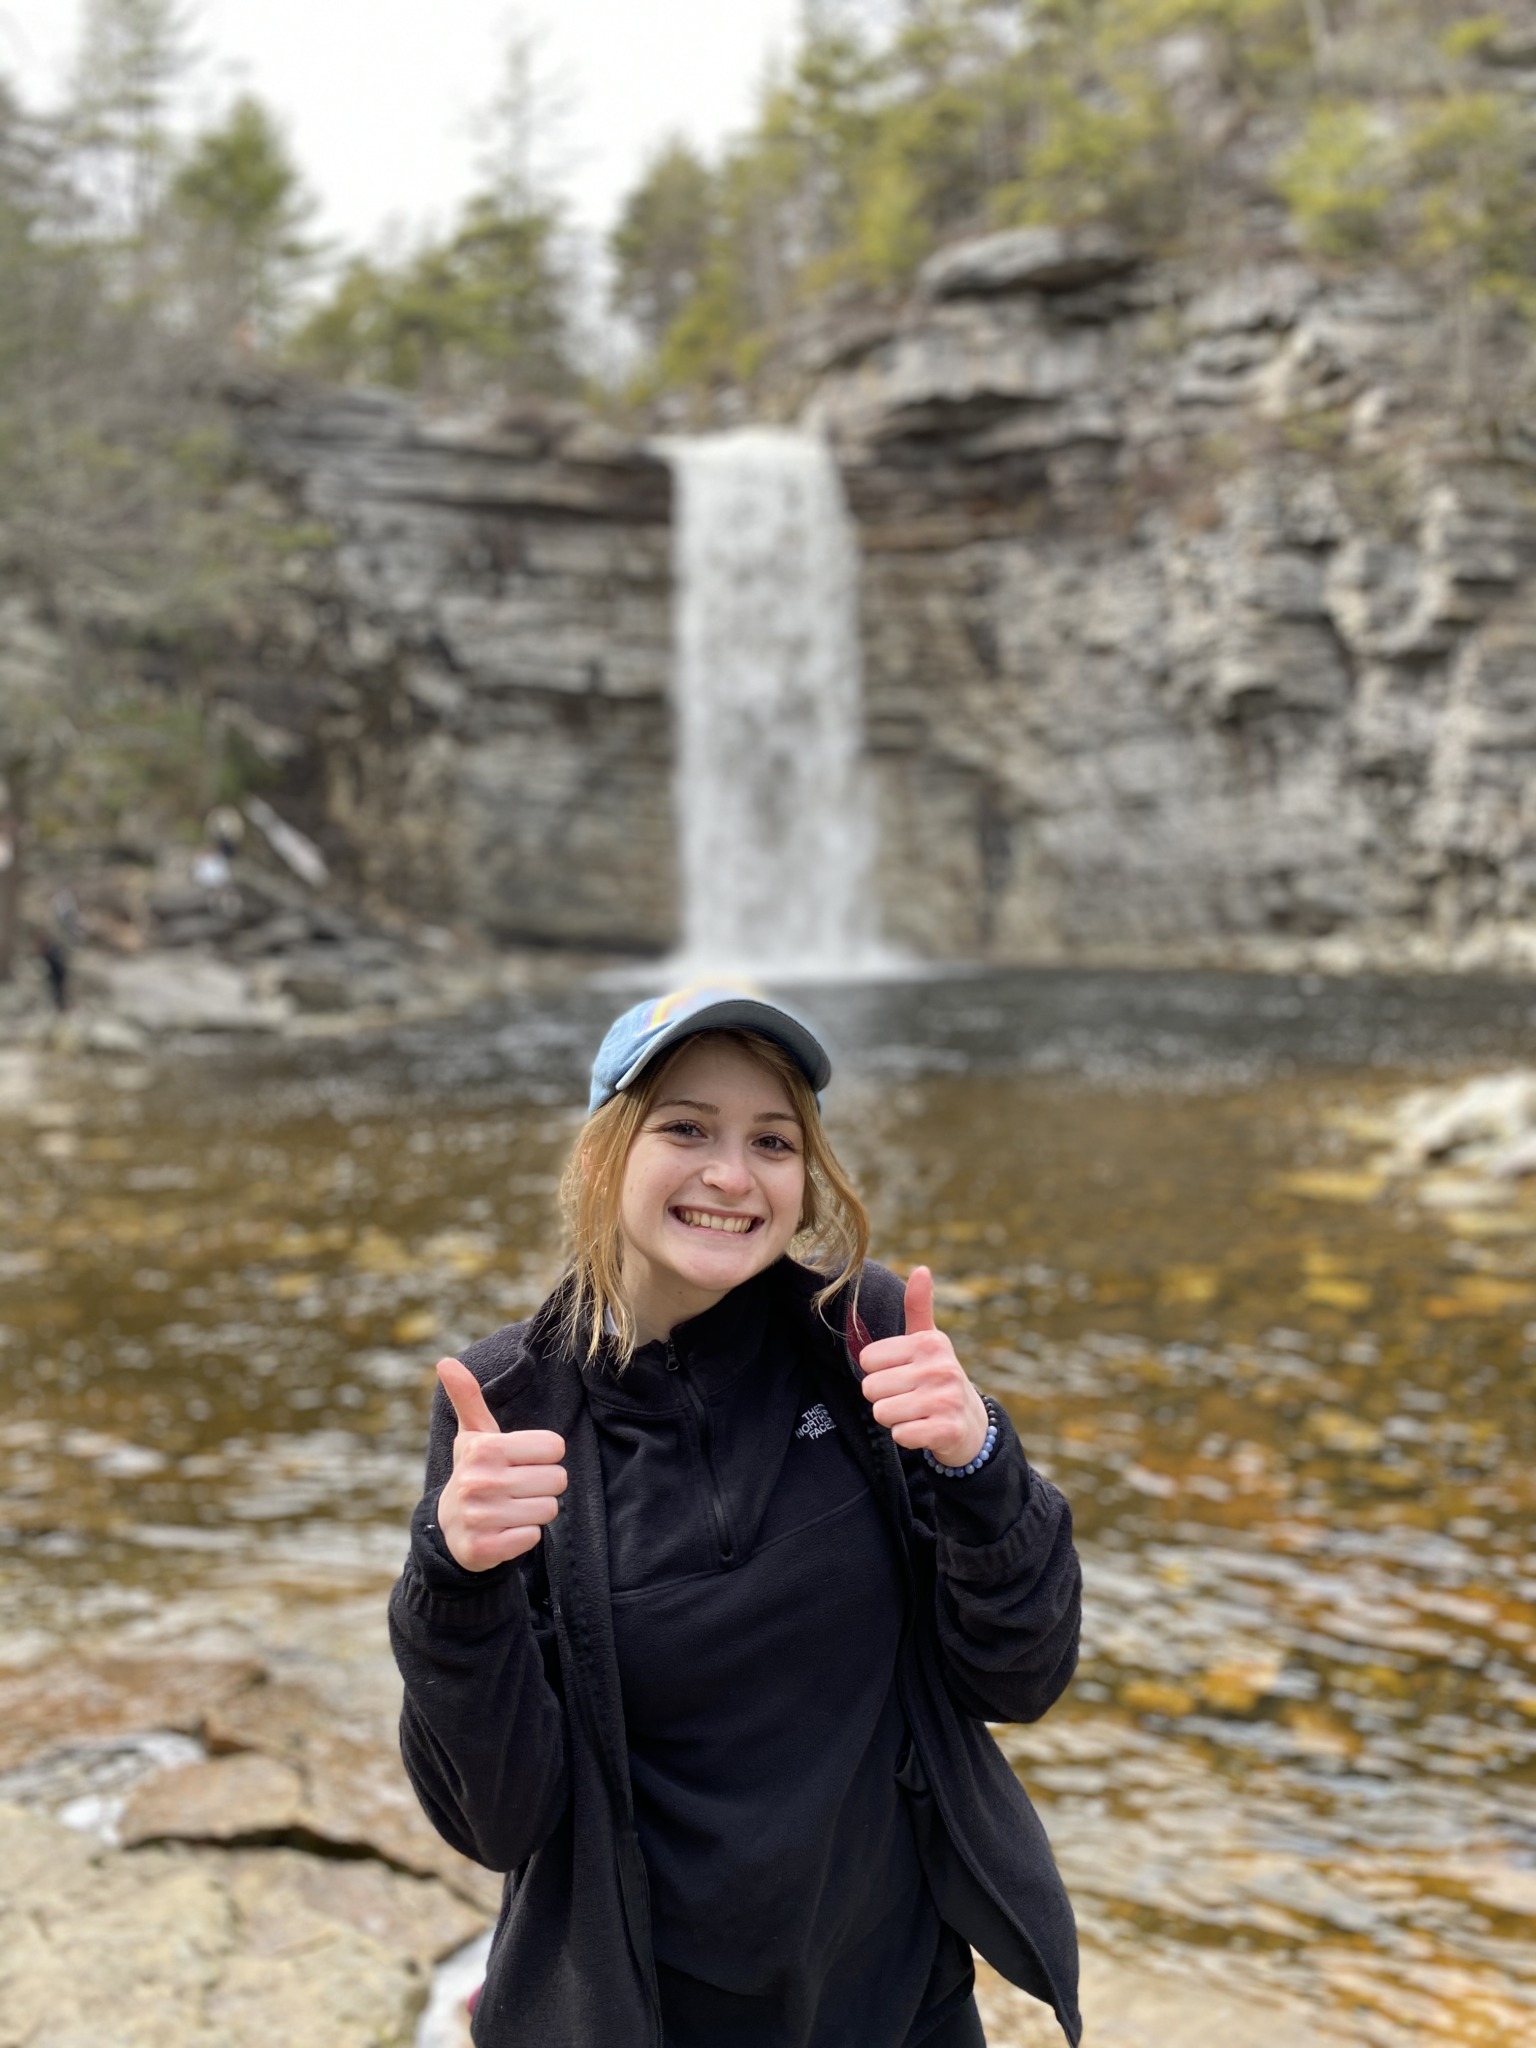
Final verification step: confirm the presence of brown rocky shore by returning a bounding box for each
[0,1597,1339,2048]
[0,1596,495,2048]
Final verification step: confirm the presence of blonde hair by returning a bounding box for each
[558,1028,869,1365]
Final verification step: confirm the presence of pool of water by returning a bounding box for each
[3,968,1535,2044]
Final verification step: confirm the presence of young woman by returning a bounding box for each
[390,986,1083,2048]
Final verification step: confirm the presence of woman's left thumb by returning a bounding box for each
[904,1265,937,1334]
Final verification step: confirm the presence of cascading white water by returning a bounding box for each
[666,428,879,978]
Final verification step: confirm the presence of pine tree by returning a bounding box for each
[172,95,317,346]
[610,140,717,350]
[70,0,196,255]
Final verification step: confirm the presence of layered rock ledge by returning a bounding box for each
[12,235,1534,980]
[213,236,1536,975]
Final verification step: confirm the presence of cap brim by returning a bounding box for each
[614,997,832,1097]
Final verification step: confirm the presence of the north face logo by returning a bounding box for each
[795,1404,835,1441]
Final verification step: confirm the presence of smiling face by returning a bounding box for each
[615,1034,807,1345]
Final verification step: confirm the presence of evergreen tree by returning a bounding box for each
[293,11,576,396]
[609,139,716,349]
[172,94,317,345]
[70,0,196,251]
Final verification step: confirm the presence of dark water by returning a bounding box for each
[3,968,1535,2043]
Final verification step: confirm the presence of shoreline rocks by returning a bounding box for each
[0,1631,1346,2048]
[0,1638,495,2048]
[0,1802,468,2048]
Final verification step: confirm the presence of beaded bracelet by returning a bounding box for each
[923,1399,1000,1480]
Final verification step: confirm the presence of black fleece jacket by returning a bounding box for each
[388,1258,1084,2048]
[592,1266,982,2046]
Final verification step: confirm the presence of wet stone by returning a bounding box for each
[0,1656,265,1774]
[118,1752,305,1846]
[217,1848,486,1971]
[974,1954,1347,2047]
[204,1677,503,1911]
[0,1803,431,2048]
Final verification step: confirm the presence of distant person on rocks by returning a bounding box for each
[206,804,245,863]
[390,985,1083,2048]
[39,931,68,1012]
[51,888,81,946]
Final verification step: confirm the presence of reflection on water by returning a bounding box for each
[3,970,1536,2044]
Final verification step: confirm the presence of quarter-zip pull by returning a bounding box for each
[667,1341,735,1566]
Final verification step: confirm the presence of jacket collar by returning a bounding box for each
[589,1261,783,1406]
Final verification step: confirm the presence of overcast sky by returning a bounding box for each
[0,0,803,255]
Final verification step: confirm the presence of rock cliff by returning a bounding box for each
[237,386,678,954]
[811,228,1536,969]
[233,235,1536,971]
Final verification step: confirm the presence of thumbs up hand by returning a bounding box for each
[435,1357,568,1572]
[857,1267,990,1470]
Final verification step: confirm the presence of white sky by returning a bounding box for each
[0,0,803,255]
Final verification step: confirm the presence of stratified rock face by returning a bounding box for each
[239,247,1536,970]
[916,225,1140,301]
[813,250,1536,967]
[241,385,679,953]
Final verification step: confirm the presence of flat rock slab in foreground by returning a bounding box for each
[975,1956,1349,2047]
[0,1654,501,1915]
[0,1803,484,2048]
[0,1656,264,1774]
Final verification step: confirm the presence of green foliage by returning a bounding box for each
[1274,100,1392,254]
[1439,12,1506,61]
[1404,88,1536,302]
[70,0,196,245]
[609,139,717,348]
[992,76,1187,235]
[1098,0,1311,86]
[1278,57,1536,317]
[613,0,1209,386]
[291,195,572,395]
[0,22,316,715]
[614,0,1536,396]
[851,142,932,285]
[632,4,1028,387]
[171,95,316,339]
[292,13,577,397]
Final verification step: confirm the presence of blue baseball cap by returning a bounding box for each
[587,982,832,1115]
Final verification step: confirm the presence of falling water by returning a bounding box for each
[666,428,878,977]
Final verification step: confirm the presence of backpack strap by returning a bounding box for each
[844,1303,874,1372]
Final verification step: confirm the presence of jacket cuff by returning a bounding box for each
[926,1403,1030,1552]
[399,1489,525,1625]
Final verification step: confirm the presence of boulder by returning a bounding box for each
[918,226,1140,300]
[217,1847,484,1971]
[118,1753,306,1846]
[203,1677,503,1911]
[0,1803,459,2048]
[1185,263,1318,335]
[99,953,292,1033]
[0,1655,264,1774]
[1386,1071,1536,1168]
[0,1048,43,1115]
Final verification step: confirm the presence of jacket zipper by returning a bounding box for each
[667,1339,735,1565]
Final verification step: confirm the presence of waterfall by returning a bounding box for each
[666,428,879,978]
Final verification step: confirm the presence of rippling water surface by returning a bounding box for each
[3,969,1535,2044]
